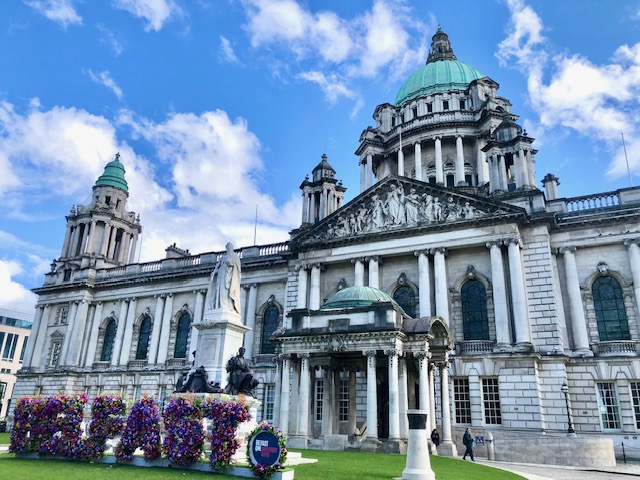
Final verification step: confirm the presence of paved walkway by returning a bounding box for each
[479,458,640,480]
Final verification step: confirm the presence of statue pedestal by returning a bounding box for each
[193,309,249,386]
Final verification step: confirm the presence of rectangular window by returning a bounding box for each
[0,382,6,402]
[631,382,640,429]
[0,332,4,356]
[412,107,418,118]
[264,384,276,422]
[19,336,28,362]
[442,100,450,111]
[2,334,18,360]
[460,99,466,110]
[482,378,502,425]
[427,102,433,113]
[391,116,396,127]
[338,379,349,422]
[134,386,142,402]
[315,380,324,421]
[598,382,621,430]
[49,340,61,366]
[55,306,69,325]
[453,378,471,424]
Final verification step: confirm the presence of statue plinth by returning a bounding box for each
[193,308,250,386]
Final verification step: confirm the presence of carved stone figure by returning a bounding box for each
[405,188,420,224]
[371,194,385,229]
[224,347,259,395]
[207,242,241,313]
[175,365,223,393]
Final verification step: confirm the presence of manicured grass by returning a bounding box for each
[0,450,525,480]
[0,432,10,444]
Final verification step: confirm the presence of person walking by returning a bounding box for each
[430,428,440,447]
[462,427,475,461]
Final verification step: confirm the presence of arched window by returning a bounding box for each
[261,306,279,354]
[135,316,152,360]
[593,276,630,341]
[461,280,489,340]
[101,319,117,362]
[393,286,416,318]
[174,313,191,359]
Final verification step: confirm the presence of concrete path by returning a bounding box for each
[480,459,640,480]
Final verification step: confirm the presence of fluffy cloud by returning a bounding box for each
[497,0,640,179]
[24,0,82,28]
[242,0,426,102]
[219,36,241,65]
[88,70,124,99]
[112,0,183,32]
[0,260,38,312]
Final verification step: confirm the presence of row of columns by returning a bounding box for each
[61,220,139,264]
[301,187,343,224]
[275,349,459,450]
[487,148,535,193]
[360,136,491,193]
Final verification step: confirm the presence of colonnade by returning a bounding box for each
[301,187,343,224]
[359,136,491,193]
[61,219,140,264]
[487,147,535,193]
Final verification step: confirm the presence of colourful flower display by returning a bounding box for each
[115,395,162,461]
[85,394,126,459]
[162,396,205,466]
[202,397,251,470]
[246,422,288,479]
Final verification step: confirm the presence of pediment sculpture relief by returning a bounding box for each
[328,182,486,238]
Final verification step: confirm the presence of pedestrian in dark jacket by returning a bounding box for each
[462,427,475,461]
[430,428,440,447]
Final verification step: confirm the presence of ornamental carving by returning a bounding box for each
[324,335,347,352]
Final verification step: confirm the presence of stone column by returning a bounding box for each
[279,355,291,435]
[415,352,431,416]
[128,233,139,263]
[61,225,72,258]
[84,301,104,367]
[435,137,444,184]
[148,294,165,364]
[414,142,423,181]
[119,297,138,365]
[319,186,327,220]
[364,350,379,440]
[368,256,380,289]
[360,158,366,192]
[243,283,258,360]
[30,305,51,370]
[398,148,405,177]
[273,359,282,426]
[399,356,409,438]
[526,149,535,186]
[415,251,431,317]
[428,365,436,432]
[488,154,498,193]
[309,264,321,310]
[431,247,448,323]
[476,138,488,185]
[387,349,401,440]
[189,290,206,359]
[111,299,129,366]
[100,226,111,257]
[353,258,365,287]
[499,155,508,190]
[59,301,78,365]
[560,247,590,354]
[22,305,44,369]
[506,238,532,351]
[366,154,373,188]
[438,360,458,457]
[297,265,308,309]
[625,240,640,313]
[487,241,511,351]
[455,135,465,185]
[402,409,436,480]
[157,293,174,364]
[297,353,310,441]
[85,220,97,254]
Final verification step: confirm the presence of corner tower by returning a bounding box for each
[300,154,346,225]
[54,153,142,279]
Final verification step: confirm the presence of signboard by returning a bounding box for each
[474,435,485,446]
[248,430,282,468]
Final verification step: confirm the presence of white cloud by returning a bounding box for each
[25,0,82,28]
[219,36,241,65]
[97,25,125,56]
[112,0,182,32]
[242,0,426,103]
[497,0,640,181]
[88,70,124,99]
[0,260,38,312]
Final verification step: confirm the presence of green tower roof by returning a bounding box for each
[95,153,128,192]
[321,286,400,310]
[395,60,484,106]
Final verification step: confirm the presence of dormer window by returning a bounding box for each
[443,100,450,111]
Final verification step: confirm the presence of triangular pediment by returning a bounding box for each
[293,175,527,248]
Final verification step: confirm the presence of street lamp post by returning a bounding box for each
[560,383,576,437]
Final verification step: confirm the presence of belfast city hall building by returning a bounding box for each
[11,29,640,461]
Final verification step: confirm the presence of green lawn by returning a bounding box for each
[0,432,9,444]
[0,450,525,480]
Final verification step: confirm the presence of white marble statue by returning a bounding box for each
[207,242,241,313]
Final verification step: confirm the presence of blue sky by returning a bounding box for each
[1,0,640,313]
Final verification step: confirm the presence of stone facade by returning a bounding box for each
[10,28,637,466]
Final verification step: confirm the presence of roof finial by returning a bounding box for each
[115,152,121,162]
[427,26,457,64]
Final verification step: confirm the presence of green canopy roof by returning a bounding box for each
[321,286,401,310]
[95,154,128,192]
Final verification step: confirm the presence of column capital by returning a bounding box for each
[624,238,640,247]
[503,236,522,248]
[297,352,310,360]
[455,134,464,139]
[558,246,577,255]
[311,262,323,270]
[413,351,431,360]
[485,240,502,249]
[429,246,447,256]
[241,282,258,289]
[437,360,451,370]
[365,255,381,263]
[414,250,429,257]
[384,348,401,357]
[351,257,366,264]
[277,353,292,361]
[363,349,377,357]
[434,135,442,141]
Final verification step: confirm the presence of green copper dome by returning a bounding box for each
[95,153,128,192]
[395,60,484,106]
[321,286,398,310]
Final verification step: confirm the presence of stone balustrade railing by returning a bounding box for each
[592,340,637,356]
[457,340,496,355]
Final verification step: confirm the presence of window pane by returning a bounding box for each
[593,277,630,341]
[482,378,502,425]
[597,382,621,430]
[261,306,279,354]
[461,280,489,340]
[393,286,416,317]
[453,378,471,424]
[101,320,117,362]
[19,336,28,362]
[136,317,152,360]
[339,379,349,422]
[315,379,324,421]
[264,384,276,422]
[174,313,191,359]
[630,382,640,429]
